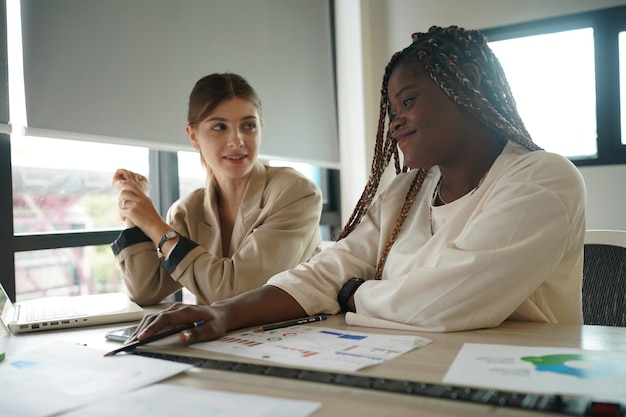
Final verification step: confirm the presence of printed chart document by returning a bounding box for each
[0,342,191,417]
[60,383,321,417]
[443,343,626,401]
[192,325,432,372]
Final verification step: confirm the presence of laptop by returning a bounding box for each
[0,282,144,334]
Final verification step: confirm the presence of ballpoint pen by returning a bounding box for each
[258,315,327,332]
[103,319,206,357]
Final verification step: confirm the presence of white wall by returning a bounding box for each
[335,0,626,231]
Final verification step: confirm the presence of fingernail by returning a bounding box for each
[182,330,192,341]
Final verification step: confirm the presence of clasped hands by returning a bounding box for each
[112,168,156,229]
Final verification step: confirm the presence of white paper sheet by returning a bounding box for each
[192,325,431,372]
[443,343,626,401]
[0,342,191,417]
[59,383,321,417]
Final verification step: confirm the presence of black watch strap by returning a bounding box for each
[338,278,365,312]
[157,230,180,256]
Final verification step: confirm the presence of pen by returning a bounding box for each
[103,319,206,357]
[259,315,327,332]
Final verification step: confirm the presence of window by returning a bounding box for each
[481,5,626,166]
[11,135,149,300]
[10,138,340,303]
[488,29,596,158]
[9,133,153,301]
[12,136,149,234]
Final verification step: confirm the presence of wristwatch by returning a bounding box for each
[157,230,180,256]
[337,278,365,312]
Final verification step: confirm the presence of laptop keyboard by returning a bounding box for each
[23,300,87,322]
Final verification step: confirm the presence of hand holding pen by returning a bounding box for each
[103,315,328,356]
[104,319,206,356]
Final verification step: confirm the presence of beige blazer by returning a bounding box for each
[112,162,323,305]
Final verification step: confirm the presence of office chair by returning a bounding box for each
[582,229,626,327]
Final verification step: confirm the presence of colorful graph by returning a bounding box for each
[443,343,626,401]
[521,353,626,379]
[193,325,429,372]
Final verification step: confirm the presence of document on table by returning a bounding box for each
[60,383,321,417]
[192,325,432,372]
[443,343,626,401]
[0,342,191,417]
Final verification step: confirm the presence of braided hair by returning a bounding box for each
[336,26,541,279]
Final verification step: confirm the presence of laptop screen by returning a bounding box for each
[0,283,16,330]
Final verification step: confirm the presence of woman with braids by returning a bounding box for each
[110,73,323,306]
[128,26,585,343]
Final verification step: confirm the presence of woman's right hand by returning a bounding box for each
[129,303,228,345]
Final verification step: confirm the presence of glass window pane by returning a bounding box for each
[14,245,126,301]
[12,135,149,233]
[177,150,205,197]
[618,32,626,145]
[489,28,597,158]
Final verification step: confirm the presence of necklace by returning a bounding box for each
[429,171,489,236]
[435,178,448,205]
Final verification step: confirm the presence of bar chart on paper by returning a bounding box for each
[191,325,431,372]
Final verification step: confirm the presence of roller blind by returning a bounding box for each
[20,0,339,167]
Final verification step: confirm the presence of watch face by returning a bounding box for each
[165,231,178,239]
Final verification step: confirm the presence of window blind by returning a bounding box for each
[20,0,339,167]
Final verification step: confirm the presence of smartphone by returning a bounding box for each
[105,325,138,342]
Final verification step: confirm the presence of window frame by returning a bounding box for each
[0,134,17,299]
[480,5,626,166]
